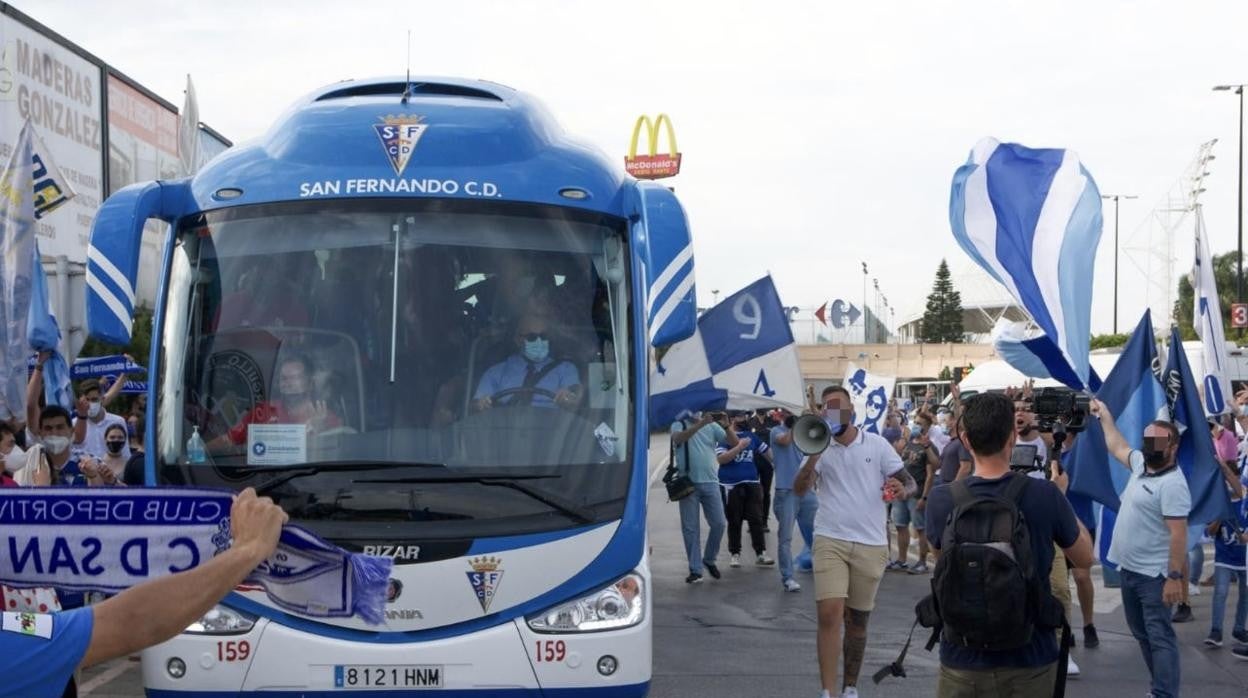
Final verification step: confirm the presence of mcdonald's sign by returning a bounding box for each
[625,114,681,179]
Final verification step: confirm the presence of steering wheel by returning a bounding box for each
[486,386,560,407]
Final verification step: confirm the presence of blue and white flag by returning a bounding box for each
[992,319,1102,392]
[27,239,72,411]
[1162,325,1235,527]
[1192,207,1231,416]
[0,488,391,624]
[649,277,804,427]
[950,138,1103,391]
[0,122,38,421]
[844,363,895,435]
[1067,311,1168,567]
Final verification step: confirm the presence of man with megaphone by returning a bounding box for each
[794,386,917,698]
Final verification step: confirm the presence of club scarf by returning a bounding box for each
[0,487,391,624]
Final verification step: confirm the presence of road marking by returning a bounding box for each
[79,659,135,695]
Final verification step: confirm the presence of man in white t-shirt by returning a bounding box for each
[795,386,916,698]
[71,379,131,461]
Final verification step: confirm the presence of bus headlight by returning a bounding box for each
[527,573,644,633]
[184,605,257,634]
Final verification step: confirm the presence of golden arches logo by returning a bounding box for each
[625,114,681,179]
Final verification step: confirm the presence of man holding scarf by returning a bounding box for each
[0,488,286,698]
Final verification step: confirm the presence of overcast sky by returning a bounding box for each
[18,0,1248,337]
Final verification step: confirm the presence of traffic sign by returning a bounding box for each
[1234,303,1248,329]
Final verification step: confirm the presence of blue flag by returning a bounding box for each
[1069,311,1167,511]
[649,277,804,427]
[1162,326,1234,527]
[1067,312,1167,567]
[950,138,1103,391]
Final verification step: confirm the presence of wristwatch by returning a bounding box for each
[1166,570,1183,581]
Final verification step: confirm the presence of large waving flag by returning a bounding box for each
[1066,312,1167,566]
[844,363,895,435]
[0,120,76,420]
[949,138,1103,391]
[649,276,804,426]
[0,123,39,421]
[1193,207,1231,416]
[1162,325,1235,526]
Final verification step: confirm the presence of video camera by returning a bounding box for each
[1027,387,1090,434]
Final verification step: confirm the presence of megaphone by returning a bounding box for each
[792,414,832,455]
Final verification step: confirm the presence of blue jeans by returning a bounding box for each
[679,482,726,575]
[1211,566,1248,635]
[1189,540,1205,584]
[1120,569,1180,698]
[774,488,817,582]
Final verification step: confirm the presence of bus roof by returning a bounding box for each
[185,77,631,216]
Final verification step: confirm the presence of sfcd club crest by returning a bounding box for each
[466,556,504,613]
[374,114,428,176]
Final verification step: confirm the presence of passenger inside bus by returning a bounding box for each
[205,355,342,455]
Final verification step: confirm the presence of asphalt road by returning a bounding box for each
[77,441,1248,696]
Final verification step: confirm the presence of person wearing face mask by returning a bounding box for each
[1090,399,1189,698]
[0,423,26,476]
[208,355,341,454]
[716,412,775,569]
[794,386,916,698]
[70,377,131,462]
[771,410,819,592]
[99,424,130,483]
[888,416,938,575]
[473,313,582,411]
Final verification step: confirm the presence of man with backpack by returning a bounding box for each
[923,392,1093,697]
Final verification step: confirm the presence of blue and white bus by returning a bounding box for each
[84,77,698,696]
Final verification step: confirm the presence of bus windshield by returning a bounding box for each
[155,199,633,541]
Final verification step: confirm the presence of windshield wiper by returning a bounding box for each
[227,461,447,496]
[354,474,593,524]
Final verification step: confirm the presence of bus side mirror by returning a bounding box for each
[86,180,191,345]
[635,181,696,348]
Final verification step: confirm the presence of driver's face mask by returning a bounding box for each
[522,337,550,363]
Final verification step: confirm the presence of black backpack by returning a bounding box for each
[876,474,1070,696]
[921,474,1055,649]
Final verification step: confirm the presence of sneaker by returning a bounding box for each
[1172,603,1194,623]
[1189,582,1202,597]
[730,554,742,568]
[704,563,721,580]
[1083,624,1099,649]
[842,687,859,698]
[886,559,907,571]
[685,573,703,584]
[756,552,776,566]
[1205,630,1224,647]
[1232,644,1248,660]
[907,561,930,575]
[783,578,801,592]
[1066,655,1080,678]
[1233,629,1248,643]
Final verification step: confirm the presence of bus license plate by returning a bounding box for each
[334,665,443,689]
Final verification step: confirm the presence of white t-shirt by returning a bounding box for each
[75,412,131,461]
[813,428,906,546]
[928,427,951,454]
[1016,435,1049,480]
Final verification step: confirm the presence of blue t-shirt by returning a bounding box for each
[716,430,768,488]
[0,607,93,697]
[670,420,727,485]
[769,424,803,490]
[926,474,1080,670]
[1214,500,1248,570]
[473,354,580,407]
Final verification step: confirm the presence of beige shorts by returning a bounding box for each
[813,535,889,610]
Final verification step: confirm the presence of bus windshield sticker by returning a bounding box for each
[247,424,308,466]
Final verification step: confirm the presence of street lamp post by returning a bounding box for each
[861,262,869,343]
[1100,193,1137,335]
[873,278,880,344]
[1215,84,1246,336]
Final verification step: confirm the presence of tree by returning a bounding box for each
[1089,333,1128,350]
[921,259,965,343]
[1175,249,1238,341]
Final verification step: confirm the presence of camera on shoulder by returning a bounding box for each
[1028,387,1090,434]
